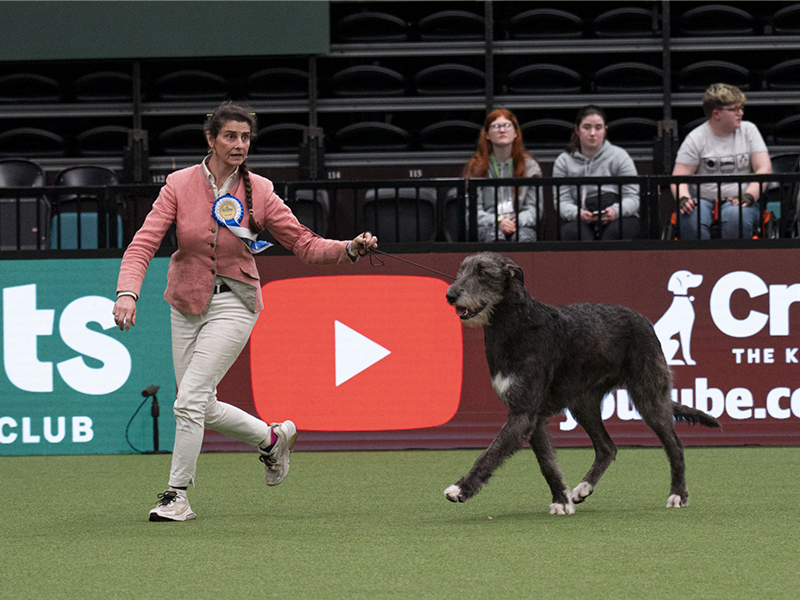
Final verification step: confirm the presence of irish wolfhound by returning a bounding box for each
[444,252,720,514]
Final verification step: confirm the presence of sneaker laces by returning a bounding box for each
[259,452,277,468]
[156,491,178,506]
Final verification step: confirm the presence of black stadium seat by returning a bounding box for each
[72,71,133,101]
[253,123,306,154]
[335,122,410,152]
[508,8,584,39]
[76,125,131,156]
[330,65,406,97]
[593,7,659,38]
[334,11,409,43]
[360,187,437,242]
[419,120,482,151]
[505,64,583,94]
[521,119,574,148]
[0,73,61,102]
[414,64,484,96]
[677,61,752,92]
[765,59,800,91]
[156,70,230,101]
[158,124,207,155]
[246,68,308,99]
[593,62,663,93]
[0,128,66,157]
[607,118,658,148]
[0,159,48,250]
[678,4,756,36]
[418,10,484,41]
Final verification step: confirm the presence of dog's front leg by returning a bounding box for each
[445,413,529,503]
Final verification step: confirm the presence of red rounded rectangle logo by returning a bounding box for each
[250,275,463,431]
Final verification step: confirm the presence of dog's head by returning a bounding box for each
[445,252,525,327]
[667,270,704,296]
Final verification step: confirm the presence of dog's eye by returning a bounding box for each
[477,267,484,277]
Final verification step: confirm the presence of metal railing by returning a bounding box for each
[0,173,798,251]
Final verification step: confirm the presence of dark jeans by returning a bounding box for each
[560,216,640,241]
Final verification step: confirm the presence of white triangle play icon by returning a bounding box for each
[334,320,391,387]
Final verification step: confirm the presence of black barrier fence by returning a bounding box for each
[0,174,798,250]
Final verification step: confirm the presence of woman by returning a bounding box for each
[113,102,377,522]
[462,108,543,242]
[553,105,640,241]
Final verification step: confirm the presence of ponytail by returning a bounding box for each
[239,162,262,234]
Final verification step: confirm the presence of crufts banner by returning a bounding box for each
[2,248,799,456]
[0,258,175,456]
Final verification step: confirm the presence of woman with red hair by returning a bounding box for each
[462,108,543,242]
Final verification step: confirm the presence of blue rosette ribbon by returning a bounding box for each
[212,194,272,254]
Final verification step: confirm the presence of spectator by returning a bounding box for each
[462,108,543,242]
[553,105,640,241]
[672,83,772,239]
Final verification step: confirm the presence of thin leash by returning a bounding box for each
[367,248,456,281]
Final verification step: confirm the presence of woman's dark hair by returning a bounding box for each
[204,101,261,233]
[567,105,608,154]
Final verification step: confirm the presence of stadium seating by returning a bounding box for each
[0,159,49,250]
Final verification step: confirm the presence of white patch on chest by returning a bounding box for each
[492,372,515,402]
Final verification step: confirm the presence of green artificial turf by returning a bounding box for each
[1,447,798,599]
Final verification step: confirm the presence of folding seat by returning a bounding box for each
[504,64,582,95]
[418,10,484,41]
[678,5,756,36]
[73,71,133,101]
[246,67,308,99]
[158,124,207,155]
[0,128,66,157]
[156,70,230,101]
[360,187,437,242]
[593,62,663,93]
[773,4,800,35]
[0,159,49,250]
[508,8,584,39]
[419,120,482,151]
[333,11,409,43]
[773,115,800,145]
[334,122,410,152]
[677,61,752,92]
[521,119,576,148]
[414,64,484,96]
[0,73,61,102]
[607,118,659,148]
[765,58,800,91]
[50,166,123,249]
[593,7,660,38]
[253,123,306,154]
[330,65,406,97]
[76,125,131,157]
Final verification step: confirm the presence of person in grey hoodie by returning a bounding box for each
[462,108,543,242]
[553,105,640,240]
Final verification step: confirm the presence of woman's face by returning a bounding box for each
[206,120,252,170]
[576,114,607,153]
[486,115,517,150]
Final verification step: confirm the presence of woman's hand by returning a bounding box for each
[113,296,137,331]
[601,207,617,223]
[579,210,597,223]
[350,231,378,256]
[499,217,516,234]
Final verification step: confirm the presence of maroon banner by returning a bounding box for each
[206,248,800,451]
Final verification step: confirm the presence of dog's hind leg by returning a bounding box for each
[568,397,617,504]
[528,417,574,515]
[445,413,529,503]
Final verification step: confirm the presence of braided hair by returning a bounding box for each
[204,101,262,234]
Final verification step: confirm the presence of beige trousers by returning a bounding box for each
[168,292,269,487]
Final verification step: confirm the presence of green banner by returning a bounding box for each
[0,258,174,455]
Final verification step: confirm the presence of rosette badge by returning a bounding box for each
[212,194,272,254]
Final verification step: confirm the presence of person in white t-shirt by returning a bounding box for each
[672,83,772,239]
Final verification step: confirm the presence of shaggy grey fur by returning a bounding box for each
[444,252,720,514]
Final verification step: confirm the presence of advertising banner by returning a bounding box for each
[0,258,175,455]
[2,248,798,455]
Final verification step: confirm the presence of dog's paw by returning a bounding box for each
[549,500,575,515]
[444,485,465,503]
[571,482,594,504]
[666,494,688,508]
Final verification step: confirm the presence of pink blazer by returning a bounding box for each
[117,165,351,314]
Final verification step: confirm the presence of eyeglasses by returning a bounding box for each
[719,106,744,114]
[489,123,514,130]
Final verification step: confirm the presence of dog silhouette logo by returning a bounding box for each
[653,270,704,366]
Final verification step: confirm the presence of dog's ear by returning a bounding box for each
[505,259,524,284]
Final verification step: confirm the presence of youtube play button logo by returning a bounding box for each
[250,275,463,431]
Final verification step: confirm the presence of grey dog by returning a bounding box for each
[444,252,720,514]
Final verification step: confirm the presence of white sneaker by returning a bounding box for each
[258,420,297,486]
[148,490,196,522]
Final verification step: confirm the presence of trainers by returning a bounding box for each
[258,420,298,486]
[148,490,197,522]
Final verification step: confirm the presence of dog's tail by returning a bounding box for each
[672,403,721,428]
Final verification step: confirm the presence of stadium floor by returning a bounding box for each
[2,447,798,599]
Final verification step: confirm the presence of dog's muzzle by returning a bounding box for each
[453,304,486,320]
